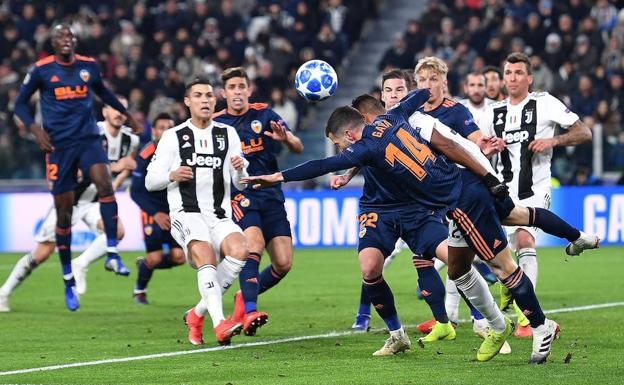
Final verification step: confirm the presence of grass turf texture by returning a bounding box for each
[0,247,622,385]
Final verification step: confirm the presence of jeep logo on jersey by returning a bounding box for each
[504,130,530,144]
[185,153,222,168]
[79,69,90,82]
[251,120,262,134]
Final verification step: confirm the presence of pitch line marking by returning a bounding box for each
[1,301,623,377]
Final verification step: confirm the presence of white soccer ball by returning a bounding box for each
[294,59,338,101]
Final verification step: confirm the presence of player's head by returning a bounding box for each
[381,69,411,109]
[51,24,76,58]
[503,52,533,100]
[325,106,366,150]
[482,66,503,100]
[152,112,174,142]
[463,72,486,106]
[221,67,251,113]
[351,93,385,124]
[102,96,128,129]
[414,56,448,105]
[184,77,216,121]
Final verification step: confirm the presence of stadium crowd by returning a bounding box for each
[0,0,377,179]
[378,0,624,184]
[0,0,623,185]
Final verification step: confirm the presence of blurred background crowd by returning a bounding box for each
[0,0,623,185]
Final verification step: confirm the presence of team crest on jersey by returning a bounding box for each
[182,134,190,141]
[216,136,226,151]
[496,113,504,125]
[79,69,90,82]
[240,198,250,207]
[251,120,263,134]
[144,225,153,236]
[524,109,534,123]
[359,226,367,238]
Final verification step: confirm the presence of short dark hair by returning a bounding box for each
[464,71,485,83]
[221,67,250,86]
[351,94,385,116]
[185,77,212,95]
[482,66,502,79]
[325,106,365,138]
[505,52,532,74]
[153,112,173,126]
[381,69,412,89]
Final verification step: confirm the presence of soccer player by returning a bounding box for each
[213,67,303,336]
[146,78,249,346]
[247,97,563,363]
[483,65,505,102]
[459,72,495,131]
[13,24,139,311]
[483,53,597,337]
[72,96,140,294]
[130,113,185,304]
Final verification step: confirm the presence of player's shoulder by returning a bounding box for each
[213,119,236,132]
[213,108,228,120]
[75,54,97,63]
[35,55,55,68]
[530,91,560,105]
[249,102,270,111]
[121,126,140,142]
[138,141,157,159]
[442,98,459,109]
[490,98,509,110]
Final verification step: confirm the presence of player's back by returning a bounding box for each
[131,141,169,214]
[353,113,461,211]
[19,55,103,148]
[214,103,286,198]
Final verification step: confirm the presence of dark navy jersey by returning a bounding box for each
[418,98,479,138]
[283,98,461,211]
[213,103,289,198]
[14,54,127,149]
[130,141,169,216]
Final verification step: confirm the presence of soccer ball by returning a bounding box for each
[295,60,338,101]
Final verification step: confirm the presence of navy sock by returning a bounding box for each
[239,252,261,313]
[258,264,286,294]
[358,284,372,316]
[502,267,545,327]
[363,275,401,331]
[154,253,173,269]
[413,255,449,323]
[99,195,119,258]
[55,226,73,278]
[529,207,580,242]
[457,288,485,320]
[135,258,153,292]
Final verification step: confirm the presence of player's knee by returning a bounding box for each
[228,242,249,262]
[171,250,186,265]
[248,240,265,255]
[272,257,292,275]
[56,211,72,227]
[514,230,535,249]
[116,227,125,240]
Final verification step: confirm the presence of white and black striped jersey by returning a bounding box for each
[145,119,248,219]
[482,92,579,199]
[458,99,496,134]
[97,121,140,164]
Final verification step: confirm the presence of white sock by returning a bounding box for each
[454,266,506,333]
[518,248,538,288]
[444,274,461,324]
[197,264,224,327]
[0,254,38,296]
[216,256,245,295]
[194,299,208,317]
[73,233,107,267]
[434,258,446,272]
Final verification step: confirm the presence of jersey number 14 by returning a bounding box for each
[384,128,436,180]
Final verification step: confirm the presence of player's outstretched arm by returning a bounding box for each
[529,119,592,153]
[91,65,143,134]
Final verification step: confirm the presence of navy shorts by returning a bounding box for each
[141,211,181,253]
[357,205,448,258]
[46,137,108,195]
[449,170,508,261]
[231,190,292,242]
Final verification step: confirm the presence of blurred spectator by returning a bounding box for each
[571,75,600,119]
[313,23,343,68]
[270,87,299,131]
[557,14,576,54]
[505,0,535,22]
[543,33,564,71]
[594,99,622,138]
[16,3,40,44]
[569,166,602,186]
[602,36,623,72]
[530,55,553,92]
[521,13,546,55]
[110,64,134,98]
[378,33,413,71]
[571,34,598,74]
[110,20,143,61]
[176,44,202,84]
[215,0,243,39]
[591,0,618,32]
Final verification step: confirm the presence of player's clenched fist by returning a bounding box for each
[169,166,194,182]
[231,155,245,171]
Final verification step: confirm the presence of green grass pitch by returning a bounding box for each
[0,247,622,385]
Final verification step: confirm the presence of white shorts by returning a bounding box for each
[170,212,243,267]
[34,202,101,243]
[505,189,551,248]
[447,219,468,248]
